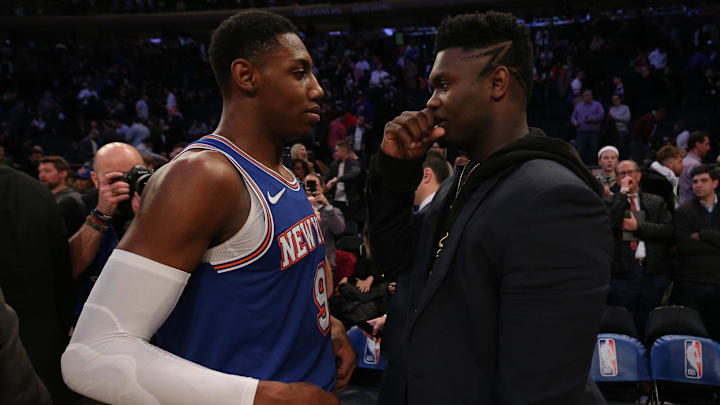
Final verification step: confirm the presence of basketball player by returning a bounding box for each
[61,10,353,404]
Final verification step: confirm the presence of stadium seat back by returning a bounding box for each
[645,306,709,347]
[347,326,386,370]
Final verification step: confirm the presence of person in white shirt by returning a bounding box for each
[674,121,690,151]
[649,47,668,71]
[369,62,390,86]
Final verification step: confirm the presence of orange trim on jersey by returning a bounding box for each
[178,143,274,272]
[203,134,300,190]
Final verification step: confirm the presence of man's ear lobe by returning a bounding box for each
[231,59,257,94]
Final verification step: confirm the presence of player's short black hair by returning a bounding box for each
[209,10,298,95]
[435,11,533,100]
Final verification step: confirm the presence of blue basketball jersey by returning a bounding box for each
[154,134,336,390]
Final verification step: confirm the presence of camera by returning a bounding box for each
[110,165,154,197]
[307,179,317,193]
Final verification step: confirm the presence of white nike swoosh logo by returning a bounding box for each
[267,188,286,204]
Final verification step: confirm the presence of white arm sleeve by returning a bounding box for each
[61,249,259,405]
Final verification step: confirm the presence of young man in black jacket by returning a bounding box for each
[369,11,611,405]
[673,164,720,340]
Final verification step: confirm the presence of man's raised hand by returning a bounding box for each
[381,109,445,160]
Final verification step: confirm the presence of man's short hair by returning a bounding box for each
[209,10,298,95]
[335,140,351,152]
[435,11,533,99]
[688,131,709,151]
[655,145,683,164]
[423,151,451,184]
[40,155,71,174]
[690,164,719,181]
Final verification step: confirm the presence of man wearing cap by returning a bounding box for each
[596,146,620,194]
[604,159,674,337]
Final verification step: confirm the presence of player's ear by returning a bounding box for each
[231,58,257,94]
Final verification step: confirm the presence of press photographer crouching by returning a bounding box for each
[68,142,151,322]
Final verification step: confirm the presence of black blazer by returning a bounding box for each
[324,157,363,204]
[369,159,612,404]
[605,191,673,278]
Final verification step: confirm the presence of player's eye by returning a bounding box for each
[293,70,306,79]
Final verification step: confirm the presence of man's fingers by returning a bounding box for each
[102,171,124,186]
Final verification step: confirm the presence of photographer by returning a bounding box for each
[68,143,147,319]
[305,173,345,272]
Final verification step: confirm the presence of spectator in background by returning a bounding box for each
[648,46,668,72]
[571,89,605,165]
[605,160,673,338]
[680,131,712,205]
[642,145,685,213]
[164,87,177,108]
[0,165,75,404]
[596,146,619,194]
[325,140,362,223]
[73,167,95,193]
[135,94,149,120]
[347,115,371,160]
[188,120,209,140]
[630,107,666,164]
[613,75,625,99]
[328,113,347,153]
[68,143,144,324]
[674,120,690,151]
[20,145,43,178]
[370,62,389,87]
[608,94,631,158]
[126,118,152,147]
[291,158,310,180]
[570,70,584,103]
[414,151,451,211]
[38,155,88,236]
[305,173,345,272]
[290,142,320,174]
[673,164,720,340]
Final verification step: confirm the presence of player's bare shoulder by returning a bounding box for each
[119,148,251,270]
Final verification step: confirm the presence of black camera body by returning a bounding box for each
[110,165,154,196]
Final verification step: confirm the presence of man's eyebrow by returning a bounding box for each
[290,58,311,69]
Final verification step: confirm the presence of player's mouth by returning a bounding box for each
[433,115,447,128]
[304,105,321,123]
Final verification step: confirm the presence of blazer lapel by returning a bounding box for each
[413,175,502,319]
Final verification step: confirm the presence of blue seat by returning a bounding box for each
[347,326,386,370]
[650,335,720,386]
[590,333,651,382]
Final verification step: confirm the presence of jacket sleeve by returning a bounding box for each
[368,151,424,280]
[322,206,346,236]
[0,287,53,405]
[636,197,673,243]
[338,158,361,182]
[674,207,720,255]
[699,229,720,248]
[496,182,611,404]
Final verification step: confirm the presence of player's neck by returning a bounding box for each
[214,107,285,172]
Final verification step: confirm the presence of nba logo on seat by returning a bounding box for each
[685,340,703,379]
[598,338,618,377]
[364,336,380,365]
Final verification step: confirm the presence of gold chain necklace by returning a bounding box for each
[437,161,481,259]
